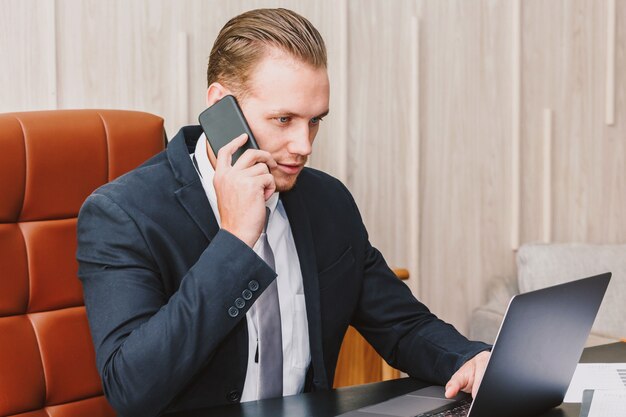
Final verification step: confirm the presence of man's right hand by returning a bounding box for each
[213,133,277,248]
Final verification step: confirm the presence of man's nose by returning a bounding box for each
[287,125,313,156]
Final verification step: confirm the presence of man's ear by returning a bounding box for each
[206,82,230,107]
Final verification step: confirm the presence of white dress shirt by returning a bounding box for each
[191,134,311,401]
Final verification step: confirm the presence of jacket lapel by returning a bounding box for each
[175,182,219,241]
[168,126,219,241]
[281,185,329,390]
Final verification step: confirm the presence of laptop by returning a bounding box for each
[338,273,611,417]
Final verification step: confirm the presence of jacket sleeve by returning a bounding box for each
[76,193,275,417]
[340,187,490,385]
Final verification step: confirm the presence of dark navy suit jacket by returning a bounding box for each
[76,125,489,417]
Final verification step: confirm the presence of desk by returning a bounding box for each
[167,342,626,417]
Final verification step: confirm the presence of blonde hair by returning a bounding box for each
[207,8,327,96]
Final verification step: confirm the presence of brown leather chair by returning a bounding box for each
[0,110,164,417]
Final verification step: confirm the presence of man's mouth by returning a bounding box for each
[276,162,304,175]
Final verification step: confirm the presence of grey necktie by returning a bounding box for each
[256,207,283,399]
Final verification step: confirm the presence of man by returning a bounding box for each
[77,8,490,417]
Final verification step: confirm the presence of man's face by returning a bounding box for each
[237,49,330,192]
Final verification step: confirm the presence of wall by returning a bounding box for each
[2,0,624,334]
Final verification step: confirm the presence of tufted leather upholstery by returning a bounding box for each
[0,110,165,417]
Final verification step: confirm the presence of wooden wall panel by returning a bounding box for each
[606,0,616,126]
[0,0,57,112]
[299,0,349,182]
[55,0,183,133]
[347,0,417,274]
[511,0,521,251]
[522,0,626,246]
[417,0,515,329]
[543,108,553,243]
[520,0,560,246]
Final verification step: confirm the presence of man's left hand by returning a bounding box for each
[444,351,491,399]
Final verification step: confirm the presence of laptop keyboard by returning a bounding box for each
[414,397,472,417]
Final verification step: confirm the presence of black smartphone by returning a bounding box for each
[198,95,260,164]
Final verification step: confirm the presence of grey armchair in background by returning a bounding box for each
[470,243,626,347]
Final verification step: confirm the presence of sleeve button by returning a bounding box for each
[242,289,253,300]
[227,389,240,402]
[248,280,259,291]
[235,297,245,309]
[228,306,239,317]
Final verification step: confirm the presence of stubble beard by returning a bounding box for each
[274,174,299,193]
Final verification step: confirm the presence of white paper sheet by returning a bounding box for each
[564,363,626,403]
[588,390,626,417]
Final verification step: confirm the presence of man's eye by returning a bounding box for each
[310,117,323,125]
[277,116,290,124]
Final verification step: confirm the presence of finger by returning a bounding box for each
[264,187,276,201]
[241,162,271,177]
[469,351,489,398]
[232,148,276,170]
[265,156,278,170]
[444,378,461,399]
[259,173,276,200]
[445,368,472,398]
[464,374,475,395]
[471,380,479,398]
[445,370,464,398]
[471,366,485,398]
[216,133,248,170]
